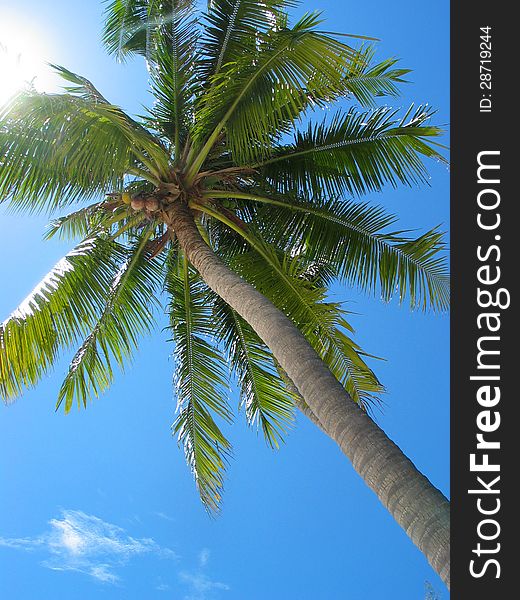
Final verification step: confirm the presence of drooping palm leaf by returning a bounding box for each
[166,250,232,512]
[50,63,168,151]
[204,190,449,310]
[0,238,121,402]
[43,202,141,241]
[212,294,296,448]
[229,247,384,408]
[0,92,169,213]
[43,202,113,241]
[194,202,383,406]
[49,64,111,103]
[57,228,163,412]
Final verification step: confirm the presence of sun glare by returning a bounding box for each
[0,16,54,107]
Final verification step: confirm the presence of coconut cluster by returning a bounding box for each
[130,195,160,212]
[119,183,185,215]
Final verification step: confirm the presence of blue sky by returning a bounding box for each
[0,1,449,598]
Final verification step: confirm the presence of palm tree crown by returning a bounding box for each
[0,0,448,512]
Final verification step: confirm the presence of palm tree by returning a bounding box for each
[0,0,450,587]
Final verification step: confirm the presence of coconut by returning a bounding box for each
[131,198,145,211]
[145,198,160,212]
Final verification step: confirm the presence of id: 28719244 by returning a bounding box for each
[480,26,493,113]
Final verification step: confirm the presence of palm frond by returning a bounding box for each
[166,250,232,513]
[43,202,136,241]
[43,202,109,241]
[103,0,185,60]
[0,238,121,403]
[255,105,446,197]
[188,12,367,174]
[49,64,111,103]
[0,92,168,214]
[230,246,385,408]
[205,190,449,310]
[51,64,168,149]
[340,46,410,107]
[211,293,295,448]
[57,228,163,412]
[199,0,294,81]
[144,2,200,153]
[103,0,148,60]
[195,203,384,407]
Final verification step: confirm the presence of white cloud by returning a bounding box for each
[179,549,229,600]
[89,564,120,584]
[0,535,45,551]
[51,518,86,555]
[0,509,177,584]
[0,511,228,596]
[198,548,210,567]
[156,582,171,592]
[180,571,230,600]
[154,511,176,523]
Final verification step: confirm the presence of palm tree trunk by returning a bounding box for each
[167,201,450,587]
[273,358,328,434]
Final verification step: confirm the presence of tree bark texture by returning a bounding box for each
[168,201,450,587]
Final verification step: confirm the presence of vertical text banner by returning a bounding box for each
[451,3,513,598]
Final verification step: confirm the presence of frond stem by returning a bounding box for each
[184,43,291,185]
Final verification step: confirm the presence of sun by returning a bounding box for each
[0,15,54,107]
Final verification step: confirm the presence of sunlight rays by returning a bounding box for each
[0,14,54,106]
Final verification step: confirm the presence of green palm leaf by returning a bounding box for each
[57,228,163,412]
[187,12,367,174]
[141,3,200,153]
[43,202,112,241]
[51,63,168,150]
[194,203,383,407]
[205,190,449,310]
[339,46,410,108]
[166,250,232,513]
[230,247,384,408]
[212,294,295,448]
[0,92,168,214]
[0,238,121,402]
[199,0,294,81]
[102,0,171,61]
[255,105,446,197]
[49,64,112,103]
[43,202,141,241]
